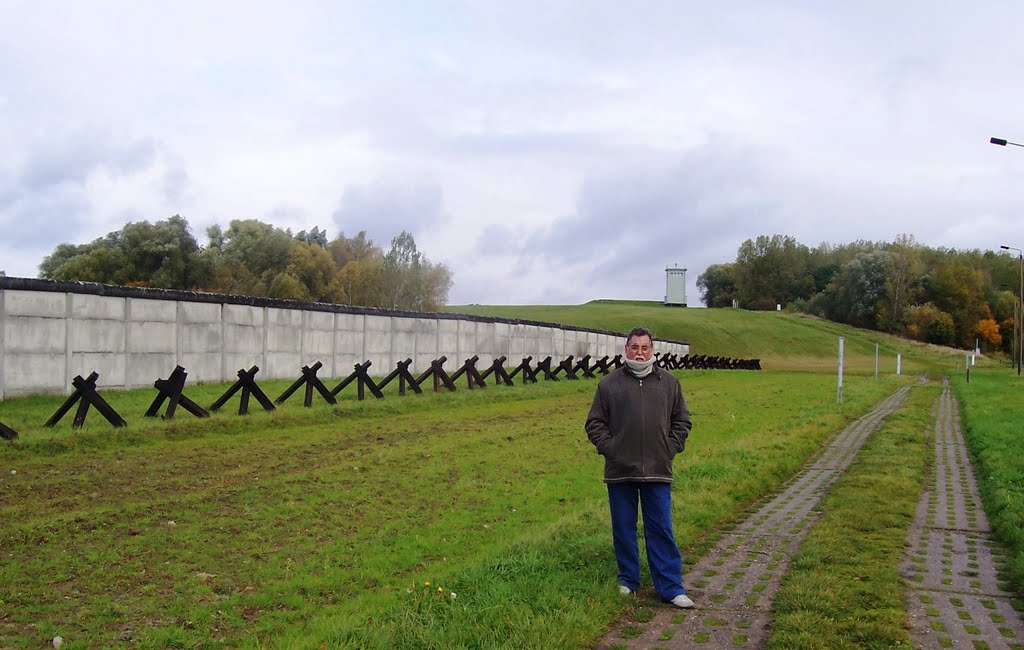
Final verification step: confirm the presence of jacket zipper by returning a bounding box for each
[639,378,645,474]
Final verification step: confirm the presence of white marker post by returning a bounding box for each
[897,353,902,375]
[837,336,845,404]
[874,342,879,381]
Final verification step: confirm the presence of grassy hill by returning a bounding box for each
[449,300,980,375]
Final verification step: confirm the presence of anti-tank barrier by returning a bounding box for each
[10,352,761,434]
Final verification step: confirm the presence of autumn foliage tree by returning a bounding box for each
[706,232,1023,353]
[974,317,1003,351]
[39,216,453,311]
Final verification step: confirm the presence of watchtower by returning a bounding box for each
[664,265,687,307]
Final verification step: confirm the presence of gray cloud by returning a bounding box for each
[0,126,190,253]
[477,223,529,256]
[331,177,446,245]
[160,156,190,206]
[494,144,779,302]
[18,130,157,190]
[0,185,93,248]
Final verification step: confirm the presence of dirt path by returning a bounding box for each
[902,383,1024,648]
[595,385,912,649]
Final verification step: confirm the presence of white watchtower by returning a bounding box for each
[664,265,687,307]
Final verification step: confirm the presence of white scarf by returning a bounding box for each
[625,356,656,378]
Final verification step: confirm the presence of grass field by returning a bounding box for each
[1,366,905,648]
[951,369,1024,596]
[0,300,999,648]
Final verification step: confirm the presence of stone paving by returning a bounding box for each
[596,385,912,649]
[902,383,1024,649]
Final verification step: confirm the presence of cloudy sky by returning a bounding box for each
[2,2,1024,306]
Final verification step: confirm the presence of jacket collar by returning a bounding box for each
[619,363,661,380]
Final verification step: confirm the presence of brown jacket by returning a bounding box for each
[584,365,691,483]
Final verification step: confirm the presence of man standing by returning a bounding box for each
[585,326,694,608]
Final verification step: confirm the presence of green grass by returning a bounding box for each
[450,300,979,375]
[766,379,939,649]
[1,298,985,647]
[0,369,903,648]
[952,369,1024,596]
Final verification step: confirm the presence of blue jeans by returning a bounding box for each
[608,481,686,600]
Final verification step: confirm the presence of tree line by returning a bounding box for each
[697,234,1019,352]
[38,215,453,311]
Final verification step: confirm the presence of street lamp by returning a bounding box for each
[1001,245,1023,376]
[991,137,1024,148]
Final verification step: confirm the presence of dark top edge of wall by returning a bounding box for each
[0,276,690,346]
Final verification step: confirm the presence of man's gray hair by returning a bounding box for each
[625,326,655,346]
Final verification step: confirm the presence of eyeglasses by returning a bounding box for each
[627,345,652,353]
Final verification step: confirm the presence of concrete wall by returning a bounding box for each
[0,279,689,399]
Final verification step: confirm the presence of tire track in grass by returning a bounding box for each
[595,385,912,649]
[902,383,1024,649]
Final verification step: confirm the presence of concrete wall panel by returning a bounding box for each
[70,295,125,320]
[70,352,126,388]
[223,324,262,353]
[6,317,66,353]
[336,312,364,333]
[306,310,334,331]
[437,319,458,363]
[389,317,417,367]
[70,320,125,353]
[524,325,542,361]
[301,311,335,367]
[128,321,176,354]
[129,298,176,322]
[4,290,66,318]
[126,353,177,388]
[414,352,436,373]
[456,320,476,365]
[390,327,416,367]
[301,330,335,366]
[179,352,223,383]
[223,304,264,327]
[4,353,65,393]
[180,302,221,323]
[411,318,438,372]
[509,324,525,358]
[473,321,496,369]
[266,308,303,353]
[265,352,302,378]
[493,322,510,365]
[223,352,264,376]
[181,322,222,353]
[334,327,364,377]
[364,315,392,369]
[265,307,303,375]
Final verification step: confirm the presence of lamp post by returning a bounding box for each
[991,137,1024,148]
[992,137,1024,375]
[1001,245,1023,376]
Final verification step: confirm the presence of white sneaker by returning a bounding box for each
[670,594,695,609]
[618,585,634,596]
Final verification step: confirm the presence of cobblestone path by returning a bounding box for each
[902,384,1024,649]
[596,385,912,649]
